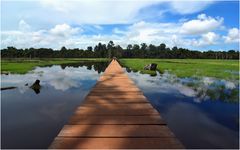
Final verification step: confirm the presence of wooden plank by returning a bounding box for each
[96,81,135,85]
[96,80,135,84]
[49,60,184,149]
[68,115,166,125]
[50,137,184,149]
[96,81,135,84]
[58,125,174,137]
[87,93,146,98]
[94,83,136,87]
[84,96,149,103]
[74,107,159,115]
[83,98,149,104]
[79,103,154,108]
[99,76,130,80]
[92,88,141,92]
[74,103,159,115]
[100,75,129,78]
[85,95,148,101]
[83,100,149,104]
[90,91,143,95]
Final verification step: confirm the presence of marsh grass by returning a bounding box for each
[120,59,239,80]
[1,58,239,80]
[1,58,108,74]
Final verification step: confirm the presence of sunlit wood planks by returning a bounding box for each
[49,60,184,149]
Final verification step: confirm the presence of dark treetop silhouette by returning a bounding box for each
[1,41,239,59]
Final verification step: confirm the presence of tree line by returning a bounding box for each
[1,41,239,59]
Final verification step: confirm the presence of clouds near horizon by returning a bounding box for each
[1,0,239,51]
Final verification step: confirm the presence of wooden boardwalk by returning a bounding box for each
[49,60,184,149]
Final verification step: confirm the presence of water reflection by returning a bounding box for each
[1,61,238,149]
[125,69,239,148]
[1,61,108,149]
[1,62,109,92]
[29,79,41,94]
[126,69,239,103]
[59,61,109,74]
[32,86,40,94]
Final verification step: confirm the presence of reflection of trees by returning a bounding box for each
[149,72,157,77]
[86,65,92,70]
[125,67,132,73]
[123,66,158,77]
[184,80,239,103]
[126,67,239,103]
[93,62,109,74]
[31,87,40,94]
[213,87,238,103]
[59,61,109,74]
[60,62,88,69]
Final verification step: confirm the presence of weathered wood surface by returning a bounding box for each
[49,60,184,149]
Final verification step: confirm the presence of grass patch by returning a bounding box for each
[2,58,239,80]
[120,59,239,80]
[1,58,109,74]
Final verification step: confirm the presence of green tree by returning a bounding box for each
[127,44,133,50]
[107,41,114,58]
[159,43,166,50]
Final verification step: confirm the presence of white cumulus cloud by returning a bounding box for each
[19,20,31,31]
[202,32,219,44]
[40,0,160,24]
[201,32,219,45]
[38,0,215,25]
[49,23,81,37]
[223,28,240,43]
[170,1,214,14]
[180,14,223,35]
[1,13,238,51]
[1,20,82,49]
[190,32,219,47]
[122,21,180,46]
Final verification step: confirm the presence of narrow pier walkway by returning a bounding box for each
[49,60,183,149]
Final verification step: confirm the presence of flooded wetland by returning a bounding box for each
[1,60,239,148]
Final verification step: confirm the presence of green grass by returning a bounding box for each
[120,59,239,80]
[2,58,239,80]
[1,58,108,74]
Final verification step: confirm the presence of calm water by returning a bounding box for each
[125,69,239,149]
[1,62,239,148]
[1,62,108,149]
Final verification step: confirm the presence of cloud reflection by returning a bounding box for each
[1,65,101,92]
[126,69,239,103]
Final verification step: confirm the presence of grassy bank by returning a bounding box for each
[1,58,239,80]
[120,59,239,80]
[1,58,108,74]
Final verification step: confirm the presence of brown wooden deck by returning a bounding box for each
[49,60,184,149]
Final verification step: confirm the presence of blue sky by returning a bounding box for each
[1,0,239,51]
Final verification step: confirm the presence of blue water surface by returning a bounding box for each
[126,70,239,149]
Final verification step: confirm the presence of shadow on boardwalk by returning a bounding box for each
[49,60,184,149]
